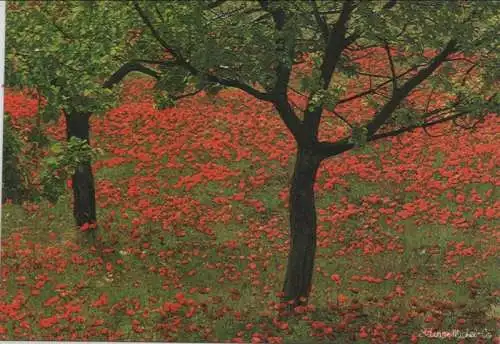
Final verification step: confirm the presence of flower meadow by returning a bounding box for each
[1,70,499,343]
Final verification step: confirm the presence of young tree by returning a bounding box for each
[5,1,158,229]
[123,0,498,306]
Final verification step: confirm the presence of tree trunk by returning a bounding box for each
[65,111,96,229]
[283,147,322,307]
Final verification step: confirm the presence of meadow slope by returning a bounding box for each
[1,77,499,343]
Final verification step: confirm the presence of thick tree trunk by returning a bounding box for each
[283,147,322,307]
[65,112,96,229]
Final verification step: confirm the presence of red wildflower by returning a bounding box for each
[39,315,59,328]
[330,274,341,285]
[44,296,60,307]
[92,293,109,308]
[162,302,182,313]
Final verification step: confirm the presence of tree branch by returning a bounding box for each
[365,39,458,137]
[332,110,353,128]
[103,61,160,89]
[273,98,304,143]
[302,0,356,145]
[131,59,170,65]
[289,86,307,98]
[154,3,165,23]
[258,0,291,96]
[258,0,304,143]
[344,32,360,47]
[336,63,425,105]
[310,0,329,44]
[133,0,274,102]
[318,90,498,159]
[133,1,188,66]
[460,62,478,86]
[383,41,397,91]
[422,125,446,138]
[315,110,470,159]
[369,111,469,141]
[357,71,391,79]
[172,88,204,100]
[452,116,482,130]
[205,75,274,101]
[319,1,356,89]
[424,86,435,113]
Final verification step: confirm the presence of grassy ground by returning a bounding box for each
[1,79,499,343]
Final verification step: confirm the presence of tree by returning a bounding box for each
[5,1,156,229]
[122,0,498,306]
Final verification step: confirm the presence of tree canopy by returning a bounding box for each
[6,1,130,120]
[122,0,498,151]
[119,0,499,305]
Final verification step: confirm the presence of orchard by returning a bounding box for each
[1,1,498,342]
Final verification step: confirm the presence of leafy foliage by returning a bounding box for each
[123,1,498,149]
[1,114,31,203]
[40,137,99,203]
[1,1,499,339]
[5,1,130,121]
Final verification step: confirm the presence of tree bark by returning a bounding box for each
[64,111,96,228]
[283,147,322,307]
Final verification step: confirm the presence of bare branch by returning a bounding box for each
[365,39,458,137]
[357,71,391,79]
[207,5,262,23]
[154,3,165,23]
[452,117,482,130]
[422,126,445,138]
[130,59,170,65]
[315,110,469,159]
[172,88,204,100]
[369,111,469,141]
[103,61,160,89]
[313,50,499,161]
[365,92,496,141]
[289,86,307,98]
[383,41,397,91]
[393,23,409,41]
[461,63,479,86]
[336,64,425,105]
[344,32,360,47]
[205,75,274,101]
[332,110,353,128]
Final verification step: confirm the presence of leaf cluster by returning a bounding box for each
[40,137,100,203]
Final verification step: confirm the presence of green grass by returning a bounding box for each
[2,88,498,342]
[2,176,497,343]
